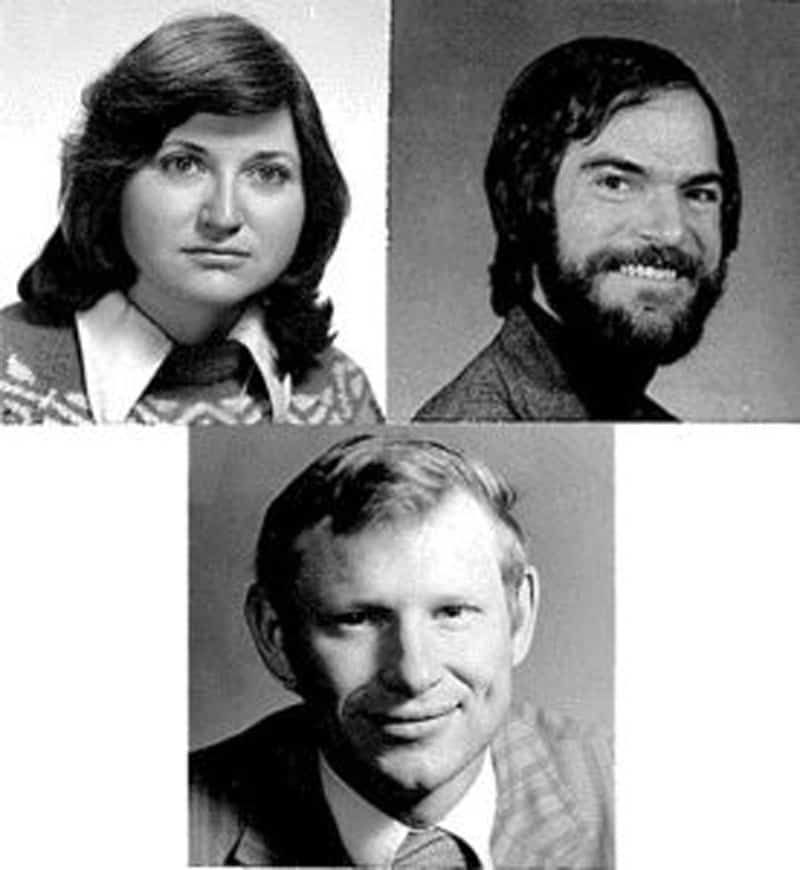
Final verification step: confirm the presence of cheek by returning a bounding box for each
[695,217,723,269]
[249,194,306,257]
[450,626,514,694]
[303,635,378,705]
[121,182,183,263]
[556,203,614,264]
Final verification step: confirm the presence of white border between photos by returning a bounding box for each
[0,427,187,867]
[617,424,800,868]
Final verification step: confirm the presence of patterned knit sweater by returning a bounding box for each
[0,303,383,425]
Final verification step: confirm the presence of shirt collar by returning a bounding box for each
[75,291,291,422]
[319,750,496,869]
[228,304,291,421]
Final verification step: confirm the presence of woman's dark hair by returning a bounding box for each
[485,36,742,316]
[20,13,349,380]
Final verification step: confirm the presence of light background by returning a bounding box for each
[389,0,800,421]
[0,0,388,408]
[1,426,798,868]
[188,424,614,749]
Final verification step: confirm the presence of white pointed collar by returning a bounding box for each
[75,291,291,422]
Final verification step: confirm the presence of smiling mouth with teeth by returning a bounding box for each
[617,264,678,281]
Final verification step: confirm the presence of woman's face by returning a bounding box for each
[120,109,305,341]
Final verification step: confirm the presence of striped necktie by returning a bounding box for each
[392,826,479,868]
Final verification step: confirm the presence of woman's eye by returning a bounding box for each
[159,153,204,177]
[248,163,292,186]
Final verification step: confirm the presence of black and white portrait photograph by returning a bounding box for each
[0,0,387,423]
[189,424,614,866]
[1,2,800,869]
[390,0,800,421]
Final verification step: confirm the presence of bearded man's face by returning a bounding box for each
[542,89,726,363]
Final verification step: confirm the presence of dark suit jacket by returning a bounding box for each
[189,703,613,868]
[414,303,675,422]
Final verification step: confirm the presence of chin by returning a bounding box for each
[540,244,727,364]
[553,275,724,365]
[371,746,465,798]
[174,282,260,310]
[598,297,710,363]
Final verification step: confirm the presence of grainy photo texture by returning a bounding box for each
[391,0,800,421]
[189,425,614,867]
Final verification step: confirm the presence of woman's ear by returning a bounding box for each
[511,565,540,667]
[245,584,300,693]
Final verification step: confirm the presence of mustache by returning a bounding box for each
[584,245,703,281]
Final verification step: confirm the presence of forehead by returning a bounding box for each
[558,89,720,180]
[294,490,504,599]
[163,109,299,154]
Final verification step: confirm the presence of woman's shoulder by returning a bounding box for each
[1,301,71,339]
[1,301,79,360]
[1,302,88,423]
[288,345,384,425]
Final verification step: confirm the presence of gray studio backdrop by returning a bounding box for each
[389,0,800,421]
[189,425,613,750]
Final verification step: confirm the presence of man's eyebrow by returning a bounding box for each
[579,157,725,189]
[681,171,724,189]
[578,157,645,176]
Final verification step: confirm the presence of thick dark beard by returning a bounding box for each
[537,238,727,366]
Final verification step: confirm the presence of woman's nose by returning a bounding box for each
[198,175,243,237]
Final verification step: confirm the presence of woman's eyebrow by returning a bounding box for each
[245,149,300,164]
[159,139,299,165]
[159,138,207,154]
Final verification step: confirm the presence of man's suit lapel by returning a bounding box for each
[231,802,351,867]
[491,709,592,867]
[227,728,351,867]
[496,305,590,420]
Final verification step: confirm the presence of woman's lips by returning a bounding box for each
[183,247,250,267]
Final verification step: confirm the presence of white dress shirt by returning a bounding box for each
[319,750,497,869]
[75,291,291,422]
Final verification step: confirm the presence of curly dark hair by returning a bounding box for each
[485,36,742,316]
[19,13,349,381]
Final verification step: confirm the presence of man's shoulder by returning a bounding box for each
[494,704,612,800]
[189,705,311,866]
[414,312,534,421]
[414,307,589,421]
[190,704,313,793]
[413,332,517,421]
[189,705,348,867]
[491,705,614,869]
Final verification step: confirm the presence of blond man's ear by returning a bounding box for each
[511,564,540,667]
[245,584,299,693]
